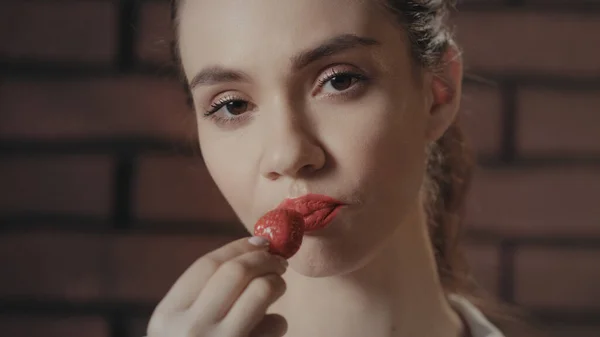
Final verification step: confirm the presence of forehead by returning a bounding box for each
[178,0,404,78]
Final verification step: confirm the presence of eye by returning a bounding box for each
[315,68,368,96]
[221,100,249,115]
[204,96,253,117]
[202,95,255,128]
[325,73,359,91]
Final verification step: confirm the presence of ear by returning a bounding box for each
[424,46,463,142]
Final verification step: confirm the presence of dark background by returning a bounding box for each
[0,0,599,336]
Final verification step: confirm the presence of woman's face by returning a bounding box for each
[178,0,439,277]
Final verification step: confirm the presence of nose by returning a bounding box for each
[259,108,326,180]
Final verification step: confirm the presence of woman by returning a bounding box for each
[147,0,506,336]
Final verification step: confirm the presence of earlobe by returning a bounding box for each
[425,47,463,142]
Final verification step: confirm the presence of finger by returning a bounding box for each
[188,250,288,322]
[156,236,270,313]
[248,313,288,337]
[222,274,287,336]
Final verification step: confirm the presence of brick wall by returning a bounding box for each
[1,1,599,336]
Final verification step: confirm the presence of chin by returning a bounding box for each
[287,234,382,278]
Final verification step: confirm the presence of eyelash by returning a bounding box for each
[201,96,251,128]
[202,69,368,124]
[316,69,367,93]
[205,95,242,116]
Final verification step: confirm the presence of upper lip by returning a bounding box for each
[277,194,344,217]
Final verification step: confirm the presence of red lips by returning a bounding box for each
[278,194,344,232]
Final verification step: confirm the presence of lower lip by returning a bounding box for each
[303,204,343,232]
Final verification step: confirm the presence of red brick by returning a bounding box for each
[0,231,237,302]
[549,325,600,337]
[0,1,117,62]
[465,167,600,237]
[458,0,503,3]
[515,247,600,310]
[460,83,503,156]
[456,11,600,76]
[129,317,150,337]
[528,0,600,4]
[517,87,600,155]
[133,155,239,225]
[0,232,109,301]
[464,242,500,296]
[0,77,194,141]
[0,156,113,217]
[0,316,109,337]
[137,1,173,64]
[112,234,234,302]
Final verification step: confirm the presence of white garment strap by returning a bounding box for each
[448,294,506,337]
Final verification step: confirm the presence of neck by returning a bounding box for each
[270,204,464,337]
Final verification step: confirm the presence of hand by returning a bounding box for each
[147,236,289,337]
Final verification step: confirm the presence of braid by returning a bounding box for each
[426,118,475,294]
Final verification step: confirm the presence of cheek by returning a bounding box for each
[329,91,428,198]
[198,128,258,228]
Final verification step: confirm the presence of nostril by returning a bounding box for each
[301,164,318,174]
[266,171,281,181]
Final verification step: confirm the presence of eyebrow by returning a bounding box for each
[291,33,380,71]
[189,34,381,89]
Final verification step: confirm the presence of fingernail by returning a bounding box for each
[248,236,270,246]
[276,255,289,267]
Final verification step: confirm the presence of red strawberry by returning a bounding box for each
[253,208,305,259]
